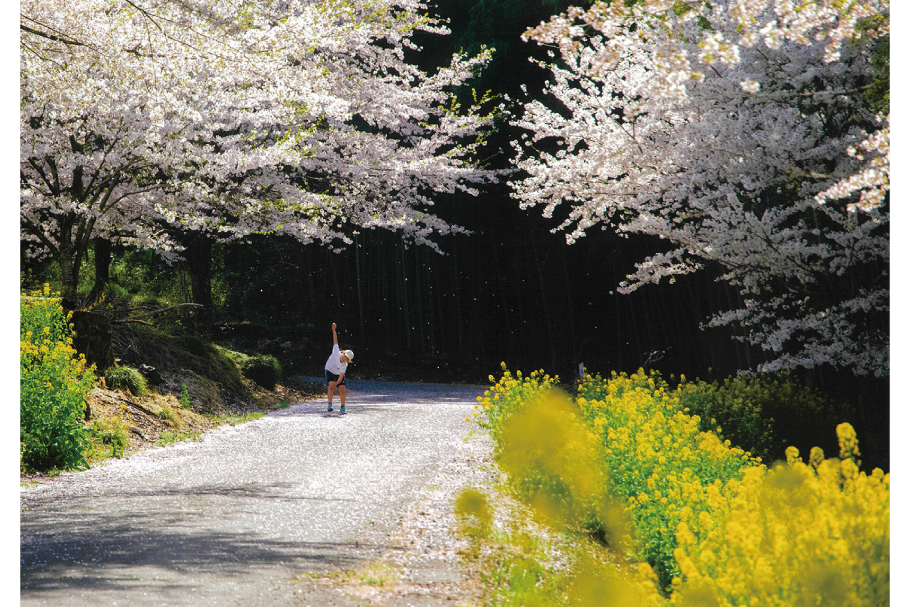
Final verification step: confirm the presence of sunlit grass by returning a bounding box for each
[292,561,400,589]
[217,412,267,426]
[156,430,203,447]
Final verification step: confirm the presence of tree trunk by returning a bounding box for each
[397,241,412,349]
[183,232,214,333]
[58,248,78,310]
[89,238,112,302]
[57,243,85,310]
[355,234,365,338]
[71,310,115,374]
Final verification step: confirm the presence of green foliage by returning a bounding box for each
[180,335,209,357]
[179,383,192,409]
[104,365,149,397]
[125,326,250,399]
[219,411,267,426]
[675,373,850,464]
[213,344,250,367]
[156,429,203,447]
[242,354,283,390]
[20,285,95,472]
[854,16,889,114]
[176,335,249,395]
[108,248,194,305]
[157,405,177,423]
[89,415,130,459]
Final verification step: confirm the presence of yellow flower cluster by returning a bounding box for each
[673,445,889,607]
[21,285,96,471]
[475,364,559,443]
[478,367,890,606]
[21,287,85,375]
[577,370,758,590]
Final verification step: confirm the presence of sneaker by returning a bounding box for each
[340,406,346,415]
[327,405,333,412]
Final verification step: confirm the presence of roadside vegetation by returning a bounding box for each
[462,366,889,606]
[19,284,321,477]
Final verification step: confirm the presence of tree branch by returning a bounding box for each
[112,303,204,324]
[20,23,85,47]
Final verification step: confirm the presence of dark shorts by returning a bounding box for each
[325,369,345,386]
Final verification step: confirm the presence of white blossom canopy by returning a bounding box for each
[511,0,889,376]
[21,0,497,293]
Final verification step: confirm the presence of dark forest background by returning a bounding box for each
[20,0,889,464]
[220,0,771,383]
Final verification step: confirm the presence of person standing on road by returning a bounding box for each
[325,322,354,415]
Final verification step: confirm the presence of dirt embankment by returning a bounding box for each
[21,375,324,482]
[92,374,323,451]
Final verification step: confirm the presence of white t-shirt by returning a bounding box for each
[325,344,348,375]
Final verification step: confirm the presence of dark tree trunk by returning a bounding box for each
[71,310,115,375]
[183,232,214,333]
[57,243,86,311]
[355,234,365,338]
[89,238,112,302]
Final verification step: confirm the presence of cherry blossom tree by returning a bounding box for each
[511,0,889,376]
[20,0,496,304]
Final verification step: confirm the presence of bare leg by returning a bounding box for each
[327,381,336,407]
[339,385,346,408]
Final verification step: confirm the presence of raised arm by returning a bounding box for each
[331,322,338,346]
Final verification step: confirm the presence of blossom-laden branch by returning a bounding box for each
[512,0,889,376]
[21,0,500,295]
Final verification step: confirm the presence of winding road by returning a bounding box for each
[20,379,487,607]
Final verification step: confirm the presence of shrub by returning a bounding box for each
[242,354,282,390]
[213,344,250,367]
[179,383,192,409]
[104,365,149,397]
[20,285,95,472]
[675,373,850,464]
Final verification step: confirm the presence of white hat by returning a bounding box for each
[343,349,354,361]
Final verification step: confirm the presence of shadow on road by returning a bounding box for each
[20,377,485,605]
[22,507,370,595]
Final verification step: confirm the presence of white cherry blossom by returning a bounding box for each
[512,0,889,376]
[21,0,496,297]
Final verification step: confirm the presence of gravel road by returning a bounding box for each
[20,379,492,607]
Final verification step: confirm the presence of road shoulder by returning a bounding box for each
[290,429,496,606]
